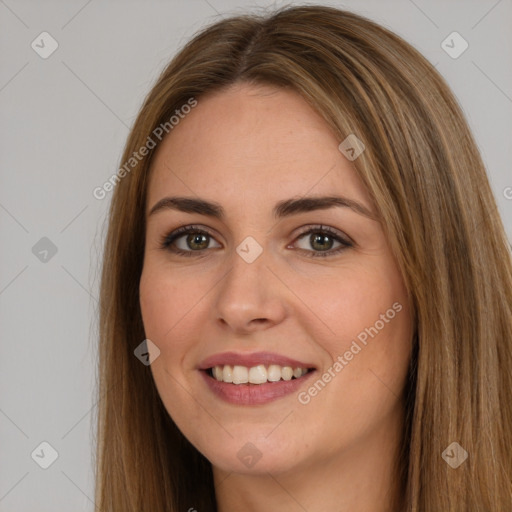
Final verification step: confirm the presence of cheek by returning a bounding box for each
[292,264,396,341]
[140,266,191,333]
[139,269,184,359]
[294,262,412,391]
[139,269,201,415]
[139,265,210,372]
[139,270,167,337]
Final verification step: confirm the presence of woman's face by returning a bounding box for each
[139,82,413,477]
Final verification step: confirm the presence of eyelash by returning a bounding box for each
[159,224,353,259]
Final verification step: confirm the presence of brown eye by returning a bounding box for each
[182,232,210,251]
[160,225,221,256]
[159,224,352,259]
[292,225,352,258]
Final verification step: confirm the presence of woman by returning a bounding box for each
[94,5,512,511]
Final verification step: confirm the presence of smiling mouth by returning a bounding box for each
[205,364,316,385]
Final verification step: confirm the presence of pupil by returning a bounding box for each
[311,233,332,251]
[189,233,208,250]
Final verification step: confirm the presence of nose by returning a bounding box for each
[212,244,287,335]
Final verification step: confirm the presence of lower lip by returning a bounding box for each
[199,369,317,405]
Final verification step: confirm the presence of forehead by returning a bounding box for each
[147,83,372,213]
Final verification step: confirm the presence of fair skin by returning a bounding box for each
[139,82,414,511]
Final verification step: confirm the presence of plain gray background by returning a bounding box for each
[0,0,510,510]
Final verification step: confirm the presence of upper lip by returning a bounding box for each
[198,351,316,370]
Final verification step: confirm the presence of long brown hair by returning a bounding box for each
[94,5,512,510]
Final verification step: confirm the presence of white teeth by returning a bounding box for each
[232,365,249,384]
[248,365,267,384]
[222,364,233,383]
[281,367,293,381]
[210,364,311,384]
[213,366,223,380]
[267,364,282,382]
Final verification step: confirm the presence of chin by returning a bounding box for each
[211,452,300,476]
[200,435,306,476]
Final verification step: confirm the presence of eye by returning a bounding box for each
[159,225,220,257]
[291,225,352,258]
[159,224,352,258]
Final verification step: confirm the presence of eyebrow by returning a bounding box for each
[148,195,378,221]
